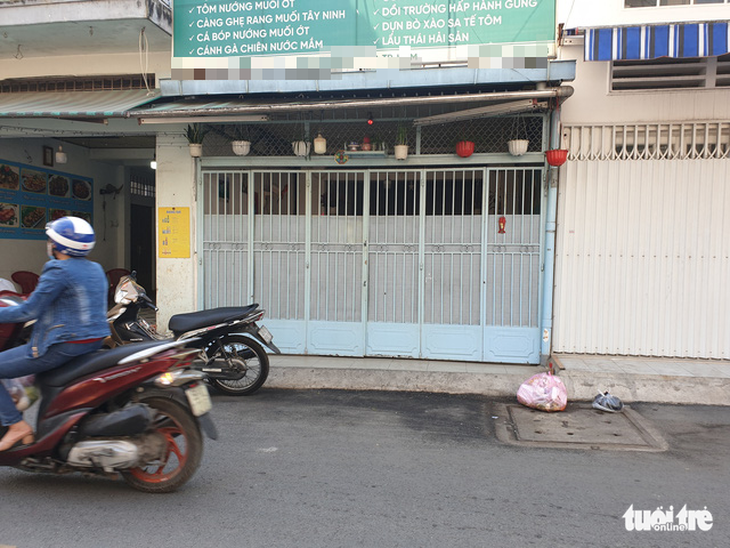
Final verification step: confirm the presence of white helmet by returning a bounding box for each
[45,216,96,257]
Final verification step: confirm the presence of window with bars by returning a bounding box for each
[130,178,155,198]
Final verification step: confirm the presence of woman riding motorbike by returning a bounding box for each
[0,216,110,451]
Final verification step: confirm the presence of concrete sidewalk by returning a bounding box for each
[266,353,730,406]
[553,354,730,406]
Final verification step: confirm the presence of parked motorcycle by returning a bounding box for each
[0,292,217,493]
[106,273,280,396]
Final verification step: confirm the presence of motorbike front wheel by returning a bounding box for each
[206,335,270,396]
[122,397,203,493]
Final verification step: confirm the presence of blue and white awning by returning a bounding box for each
[585,21,729,61]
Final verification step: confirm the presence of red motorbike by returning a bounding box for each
[0,291,217,493]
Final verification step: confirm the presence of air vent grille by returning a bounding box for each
[0,75,156,94]
[611,54,729,91]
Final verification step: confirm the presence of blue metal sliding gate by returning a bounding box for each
[201,167,544,363]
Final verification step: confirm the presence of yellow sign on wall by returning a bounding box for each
[158,207,190,258]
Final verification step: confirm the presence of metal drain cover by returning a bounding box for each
[494,403,668,452]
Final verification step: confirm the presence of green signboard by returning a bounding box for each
[172,0,555,79]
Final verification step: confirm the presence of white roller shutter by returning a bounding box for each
[554,123,730,358]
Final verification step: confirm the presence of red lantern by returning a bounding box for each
[545,149,568,166]
[456,140,475,158]
[498,216,506,234]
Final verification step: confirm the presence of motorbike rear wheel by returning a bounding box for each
[206,335,269,396]
[121,397,203,493]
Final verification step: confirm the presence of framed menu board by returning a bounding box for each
[0,159,93,240]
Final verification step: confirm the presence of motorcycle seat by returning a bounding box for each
[168,304,259,336]
[37,341,169,388]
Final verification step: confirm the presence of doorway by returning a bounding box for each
[130,203,155,299]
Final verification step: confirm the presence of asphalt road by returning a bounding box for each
[0,389,728,548]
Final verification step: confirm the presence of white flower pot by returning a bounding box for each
[292,141,311,157]
[508,139,529,156]
[394,144,409,160]
[231,141,251,156]
[189,143,203,157]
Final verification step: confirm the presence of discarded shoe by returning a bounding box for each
[592,391,624,413]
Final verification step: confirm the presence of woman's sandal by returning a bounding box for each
[0,420,34,452]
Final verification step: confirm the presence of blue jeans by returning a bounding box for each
[0,340,104,426]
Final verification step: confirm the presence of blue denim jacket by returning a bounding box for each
[0,258,110,357]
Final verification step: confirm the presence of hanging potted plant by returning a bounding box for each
[292,125,311,158]
[509,138,529,156]
[507,114,529,157]
[545,148,568,166]
[292,139,311,157]
[231,125,252,156]
[394,124,409,160]
[455,139,475,158]
[185,123,207,157]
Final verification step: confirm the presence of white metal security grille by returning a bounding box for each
[309,171,367,355]
[368,170,421,325]
[365,170,423,357]
[251,172,306,322]
[201,166,544,363]
[311,171,365,323]
[565,122,730,161]
[424,169,483,327]
[556,124,730,358]
[202,170,250,308]
[485,168,542,328]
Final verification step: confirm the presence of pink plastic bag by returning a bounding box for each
[517,372,567,412]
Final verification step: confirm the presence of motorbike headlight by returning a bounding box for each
[114,287,131,305]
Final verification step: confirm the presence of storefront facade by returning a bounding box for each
[145,80,573,364]
[555,2,730,359]
[1,0,579,365]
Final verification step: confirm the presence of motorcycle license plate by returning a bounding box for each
[185,384,212,417]
[258,325,273,344]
